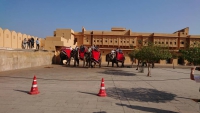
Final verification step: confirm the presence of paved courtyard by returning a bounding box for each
[0,64,200,113]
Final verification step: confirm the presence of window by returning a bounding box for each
[124,41,126,43]
[110,40,112,43]
[181,41,184,44]
[105,40,107,42]
[87,40,88,42]
[159,42,161,44]
[186,33,187,35]
[155,41,157,44]
[121,41,122,43]
[94,40,95,42]
[132,41,134,43]
[166,42,168,44]
[127,41,129,43]
[162,42,164,44]
[115,41,117,43]
[174,42,176,45]
[101,40,102,42]
[97,40,99,42]
[170,42,172,44]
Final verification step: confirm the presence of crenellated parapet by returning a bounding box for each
[0,27,43,49]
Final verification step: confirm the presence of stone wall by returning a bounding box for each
[0,50,54,72]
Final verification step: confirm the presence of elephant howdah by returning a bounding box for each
[89,49,102,68]
[91,50,101,63]
[79,47,88,60]
[60,47,72,66]
[116,52,124,62]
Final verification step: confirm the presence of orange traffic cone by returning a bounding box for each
[29,76,40,95]
[98,78,107,97]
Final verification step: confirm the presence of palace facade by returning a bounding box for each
[43,27,200,65]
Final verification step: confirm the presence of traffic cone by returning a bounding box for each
[29,76,40,95]
[98,78,107,97]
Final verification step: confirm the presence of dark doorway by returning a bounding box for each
[154,60,160,63]
[166,58,171,64]
[178,57,184,65]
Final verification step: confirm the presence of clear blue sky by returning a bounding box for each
[0,0,199,38]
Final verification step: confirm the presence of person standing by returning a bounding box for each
[69,46,72,50]
[31,37,34,48]
[27,38,31,49]
[111,49,115,54]
[190,67,200,82]
[75,46,78,51]
[23,38,27,49]
[36,38,40,50]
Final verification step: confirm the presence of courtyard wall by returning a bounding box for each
[0,50,54,72]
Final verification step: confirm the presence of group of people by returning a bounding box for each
[74,45,99,52]
[22,38,40,50]
[111,48,123,54]
[69,45,124,54]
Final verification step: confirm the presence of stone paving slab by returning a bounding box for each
[0,64,200,113]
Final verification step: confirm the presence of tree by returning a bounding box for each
[128,40,144,70]
[128,49,138,67]
[179,43,200,66]
[135,43,172,76]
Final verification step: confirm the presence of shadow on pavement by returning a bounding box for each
[97,69,136,76]
[78,91,97,96]
[116,103,178,113]
[191,98,200,102]
[0,76,33,80]
[14,89,29,94]
[107,87,176,103]
[93,111,107,113]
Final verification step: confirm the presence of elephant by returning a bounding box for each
[106,52,125,67]
[70,49,79,67]
[84,48,101,68]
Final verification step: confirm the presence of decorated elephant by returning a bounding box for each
[106,51,125,67]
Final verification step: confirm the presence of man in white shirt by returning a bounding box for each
[190,67,200,83]
[75,46,78,51]
[69,46,72,50]
[111,49,115,54]
[36,38,40,50]
[91,45,95,50]
[88,47,91,52]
